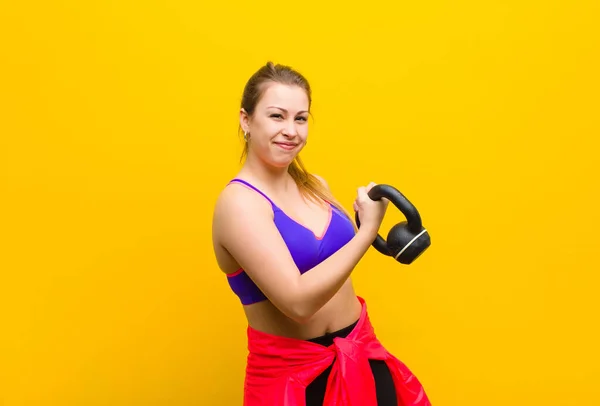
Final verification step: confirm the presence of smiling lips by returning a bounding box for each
[274,142,298,150]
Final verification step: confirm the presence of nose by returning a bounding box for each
[282,119,298,137]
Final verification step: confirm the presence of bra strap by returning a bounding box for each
[228,178,277,208]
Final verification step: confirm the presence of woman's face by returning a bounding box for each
[241,82,310,168]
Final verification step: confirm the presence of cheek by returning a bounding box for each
[254,121,279,139]
[300,127,309,142]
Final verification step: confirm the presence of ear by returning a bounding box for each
[239,108,250,133]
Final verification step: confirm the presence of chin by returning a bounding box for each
[272,158,297,168]
[267,151,301,166]
[263,154,297,169]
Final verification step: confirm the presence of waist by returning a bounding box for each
[244,288,361,339]
[306,318,358,346]
[245,297,379,358]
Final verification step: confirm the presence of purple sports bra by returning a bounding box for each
[225,178,357,305]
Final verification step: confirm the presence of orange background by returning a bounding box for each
[1,1,599,405]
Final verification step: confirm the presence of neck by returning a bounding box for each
[239,152,294,193]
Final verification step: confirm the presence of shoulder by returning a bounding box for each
[212,182,273,239]
[214,182,272,217]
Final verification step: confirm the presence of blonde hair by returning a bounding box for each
[239,61,354,223]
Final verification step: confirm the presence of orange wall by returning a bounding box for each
[1,1,599,405]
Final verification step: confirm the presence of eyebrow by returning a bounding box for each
[267,106,309,114]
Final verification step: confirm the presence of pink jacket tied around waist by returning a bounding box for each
[243,296,431,406]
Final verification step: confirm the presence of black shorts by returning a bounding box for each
[305,320,398,406]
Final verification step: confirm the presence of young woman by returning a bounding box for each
[211,62,430,406]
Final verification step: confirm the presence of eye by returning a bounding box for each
[270,113,283,119]
[296,116,308,122]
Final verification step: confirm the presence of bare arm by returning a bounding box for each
[212,182,379,324]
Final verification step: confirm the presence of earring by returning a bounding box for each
[244,131,248,142]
